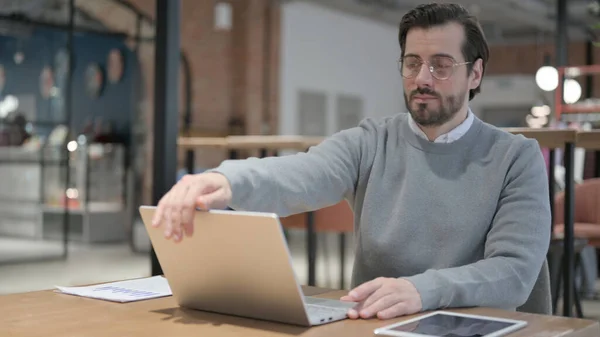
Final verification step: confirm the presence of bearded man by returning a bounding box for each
[152,2,551,320]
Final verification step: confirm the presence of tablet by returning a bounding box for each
[373,311,528,337]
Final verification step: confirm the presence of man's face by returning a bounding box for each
[401,22,482,127]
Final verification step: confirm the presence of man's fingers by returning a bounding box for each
[168,175,194,240]
[161,193,176,238]
[180,184,202,237]
[164,180,190,241]
[360,293,402,319]
[196,188,227,210]
[152,197,167,227]
[361,286,392,310]
[168,204,183,242]
[347,308,360,319]
[347,278,384,301]
[340,295,359,319]
[347,301,365,319]
[151,173,233,242]
[376,302,408,320]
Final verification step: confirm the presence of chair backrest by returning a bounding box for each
[313,201,354,233]
[554,178,600,225]
[280,201,354,233]
[516,259,552,315]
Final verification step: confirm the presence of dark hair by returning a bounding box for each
[398,3,489,100]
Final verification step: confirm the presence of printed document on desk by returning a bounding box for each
[55,276,172,303]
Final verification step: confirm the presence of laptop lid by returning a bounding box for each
[139,206,312,326]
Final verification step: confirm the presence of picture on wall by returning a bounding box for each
[107,48,124,84]
[0,64,5,95]
[39,66,54,99]
[85,63,104,99]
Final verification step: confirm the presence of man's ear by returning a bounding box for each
[469,58,483,90]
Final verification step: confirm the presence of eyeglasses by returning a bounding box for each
[399,55,470,80]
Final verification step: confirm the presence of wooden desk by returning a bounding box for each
[226,135,311,150]
[1,286,598,337]
[177,136,229,149]
[177,136,326,151]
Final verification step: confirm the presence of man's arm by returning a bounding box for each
[210,121,377,217]
[404,140,551,311]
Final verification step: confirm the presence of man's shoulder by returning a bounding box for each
[477,118,539,151]
[473,120,544,176]
[355,113,409,133]
[317,113,406,152]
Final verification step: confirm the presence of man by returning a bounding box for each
[152,3,550,320]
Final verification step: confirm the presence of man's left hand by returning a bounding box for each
[340,277,422,320]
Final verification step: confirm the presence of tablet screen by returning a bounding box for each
[387,312,517,337]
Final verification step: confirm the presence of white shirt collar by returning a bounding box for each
[408,108,474,143]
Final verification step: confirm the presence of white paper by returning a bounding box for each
[55,276,172,303]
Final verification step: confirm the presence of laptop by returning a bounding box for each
[139,205,357,326]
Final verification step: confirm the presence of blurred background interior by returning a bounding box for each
[1,0,600,321]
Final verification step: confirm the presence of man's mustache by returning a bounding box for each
[410,87,440,99]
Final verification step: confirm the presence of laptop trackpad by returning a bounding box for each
[304,296,357,309]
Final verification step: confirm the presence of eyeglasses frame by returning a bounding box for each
[398,55,471,80]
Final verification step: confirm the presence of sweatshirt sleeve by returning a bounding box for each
[208,120,378,217]
[404,139,551,311]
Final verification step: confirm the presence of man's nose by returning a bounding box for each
[414,64,434,87]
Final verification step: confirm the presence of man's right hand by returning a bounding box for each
[151,172,232,242]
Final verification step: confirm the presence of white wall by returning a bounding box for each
[279,2,404,136]
[470,75,548,116]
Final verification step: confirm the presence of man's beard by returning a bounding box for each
[404,87,466,127]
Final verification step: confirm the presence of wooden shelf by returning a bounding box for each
[561,105,600,114]
[556,65,600,120]
[564,64,600,74]
[501,128,577,148]
[576,131,600,150]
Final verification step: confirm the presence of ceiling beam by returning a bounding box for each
[289,0,407,26]
[492,0,585,38]
[285,0,590,43]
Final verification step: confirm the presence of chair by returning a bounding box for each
[551,178,600,317]
[554,178,600,246]
[517,259,552,315]
[280,201,354,289]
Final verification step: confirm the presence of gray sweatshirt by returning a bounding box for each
[212,112,551,312]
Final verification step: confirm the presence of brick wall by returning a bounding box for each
[487,41,600,97]
[82,0,280,204]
